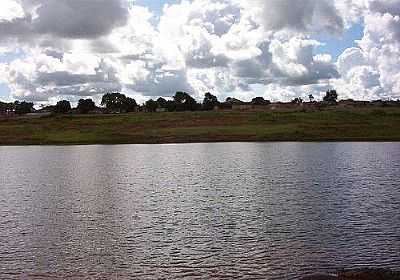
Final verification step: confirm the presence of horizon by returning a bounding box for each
[0,0,399,106]
[2,89,399,110]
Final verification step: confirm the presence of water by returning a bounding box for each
[0,143,399,279]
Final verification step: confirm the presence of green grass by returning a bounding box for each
[1,107,400,145]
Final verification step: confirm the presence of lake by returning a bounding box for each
[0,143,399,279]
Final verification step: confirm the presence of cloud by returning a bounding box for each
[333,1,400,100]
[369,0,400,15]
[0,0,399,103]
[255,0,344,34]
[0,0,128,41]
[33,0,128,39]
[269,36,339,85]
[2,51,121,101]
[0,0,25,22]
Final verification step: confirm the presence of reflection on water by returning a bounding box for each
[0,143,399,279]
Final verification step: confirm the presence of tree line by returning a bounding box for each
[1,90,340,115]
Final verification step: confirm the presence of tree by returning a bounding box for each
[251,97,271,105]
[166,100,177,112]
[101,92,137,113]
[157,97,168,109]
[0,101,7,113]
[202,92,219,111]
[155,97,175,112]
[124,97,138,112]
[173,92,199,111]
[291,97,303,105]
[308,94,315,103]
[54,100,71,114]
[101,93,121,112]
[323,90,338,104]
[0,101,15,115]
[77,99,96,114]
[145,99,158,112]
[14,101,34,115]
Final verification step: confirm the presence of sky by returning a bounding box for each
[0,0,399,105]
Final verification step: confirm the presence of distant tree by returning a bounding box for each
[101,92,137,113]
[323,90,338,104]
[155,97,175,112]
[166,100,177,112]
[157,97,168,109]
[124,97,138,112]
[14,101,34,115]
[225,97,245,104]
[145,99,158,112]
[101,93,123,111]
[54,100,71,114]
[173,92,199,111]
[0,101,15,115]
[77,99,96,114]
[308,94,315,103]
[251,97,271,106]
[202,92,219,111]
[0,101,7,113]
[291,97,303,105]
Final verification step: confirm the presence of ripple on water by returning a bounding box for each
[0,143,399,279]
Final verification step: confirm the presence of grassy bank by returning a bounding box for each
[1,107,400,145]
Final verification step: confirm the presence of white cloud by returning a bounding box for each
[0,0,25,22]
[334,1,400,100]
[0,0,399,103]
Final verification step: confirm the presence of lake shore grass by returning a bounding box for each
[1,107,400,145]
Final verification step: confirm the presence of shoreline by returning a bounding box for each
[1,139,400,147]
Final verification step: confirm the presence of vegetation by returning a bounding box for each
[0,89,361,116]
[323,89,339,104]
[252,97,271,106]
[173,91,201,111]
[292,97,303,105]
[203,92,220,110]
[0,101,34,115]
[145,99,159,112]
[101,92,137,113]
[54,100,71,114]
[1,107,400,145]
[1,89,400,145]
[77,99,96,114]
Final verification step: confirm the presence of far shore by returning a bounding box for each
[1,107,400,145]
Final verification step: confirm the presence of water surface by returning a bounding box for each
[0,143,399,279]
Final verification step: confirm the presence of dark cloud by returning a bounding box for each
[33,0,128,39]
[369,0,400,16]
[261,0,344,34]
[0,0,128,40]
